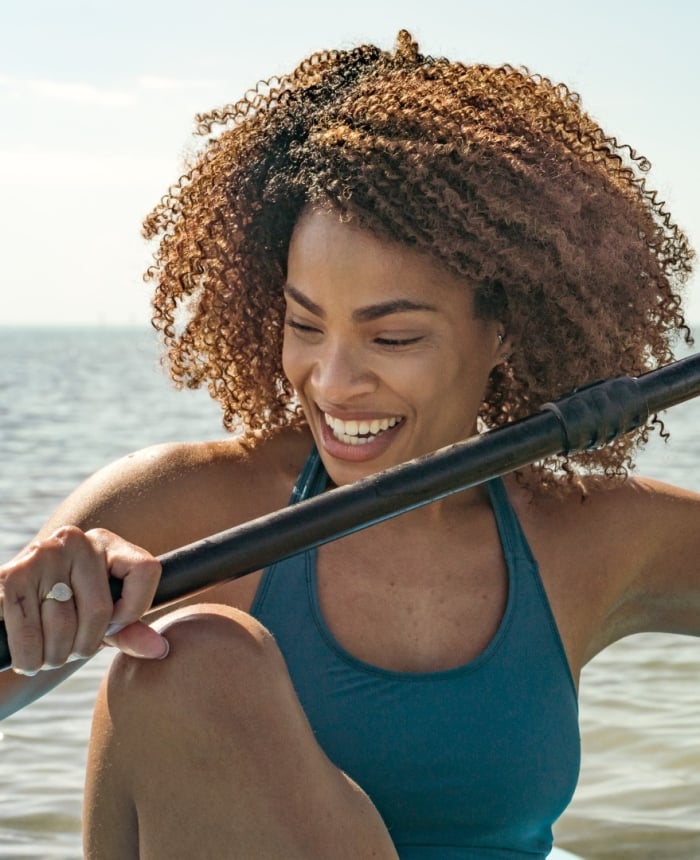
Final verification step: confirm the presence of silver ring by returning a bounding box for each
[43,582,74,603]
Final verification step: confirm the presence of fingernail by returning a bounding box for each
[105,622,126,637]
[13,667,39,677]
[67,652,88,663]
[156,637,170,660]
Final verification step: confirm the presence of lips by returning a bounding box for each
[315,407,405,464]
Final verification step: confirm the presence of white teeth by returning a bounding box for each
[323,412,400,444]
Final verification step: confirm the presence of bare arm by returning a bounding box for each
[579,476,700,664]
[615,477,700,636]
[0,441,217,717]
[0,432,308,718]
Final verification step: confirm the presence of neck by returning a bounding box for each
[366,480,494,535]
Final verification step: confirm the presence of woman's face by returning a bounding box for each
[282,208,505,486]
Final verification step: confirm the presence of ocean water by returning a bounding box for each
[0,326,699,859]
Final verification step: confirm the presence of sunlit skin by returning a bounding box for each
[3,213,700,860]
[282,208,506,489]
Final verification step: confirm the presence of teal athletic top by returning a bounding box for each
[251,449,580,858]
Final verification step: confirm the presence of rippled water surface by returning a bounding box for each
[1,327,699,859]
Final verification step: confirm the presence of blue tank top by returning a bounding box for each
[251,449,580,858]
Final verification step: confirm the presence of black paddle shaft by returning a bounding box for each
[2,352,699,671]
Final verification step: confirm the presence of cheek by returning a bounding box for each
[281,338,315,405]
[424,349,493,413]
[281,336,297,383]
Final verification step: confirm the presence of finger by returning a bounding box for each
[87,529,162,627]
[40,587,79,667]
[103,620,170,660]
[0,573,43,674]
[50,527,114,659]
[54,527,159,658]
[0,536,74,674]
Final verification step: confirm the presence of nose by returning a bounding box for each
[311,338,377,403]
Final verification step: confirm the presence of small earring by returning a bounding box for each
[497,332,505,345]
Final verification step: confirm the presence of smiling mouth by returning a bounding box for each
[322,412,403,446]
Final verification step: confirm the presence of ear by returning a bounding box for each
[492,326,511,366]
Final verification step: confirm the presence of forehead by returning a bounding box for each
[287,208,473,307]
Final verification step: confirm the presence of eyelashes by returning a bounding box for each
[285,320,424,350]
[285,320,319,334]
[374,336,424,347]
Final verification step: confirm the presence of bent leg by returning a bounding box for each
[83,604,398,860]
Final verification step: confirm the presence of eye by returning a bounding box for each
[374,335,424,349]
[285,319,321,336]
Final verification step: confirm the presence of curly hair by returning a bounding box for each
[144,29,694,491]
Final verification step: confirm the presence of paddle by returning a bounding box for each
[1,352,700,671]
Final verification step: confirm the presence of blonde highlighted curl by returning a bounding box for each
[144,29,694,491]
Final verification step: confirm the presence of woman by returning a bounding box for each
[0,30,698,859]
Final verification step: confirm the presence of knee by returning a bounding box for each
[105,604,289,725]
[155,602,282,670]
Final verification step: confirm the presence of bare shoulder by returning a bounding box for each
[510,469,700,546]
[565,473,699,565]
[39,427,315,555]
[506,470,700,663]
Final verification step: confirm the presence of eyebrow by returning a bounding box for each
[283,283,438,322]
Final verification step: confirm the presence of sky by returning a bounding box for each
[1,0,699,326]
